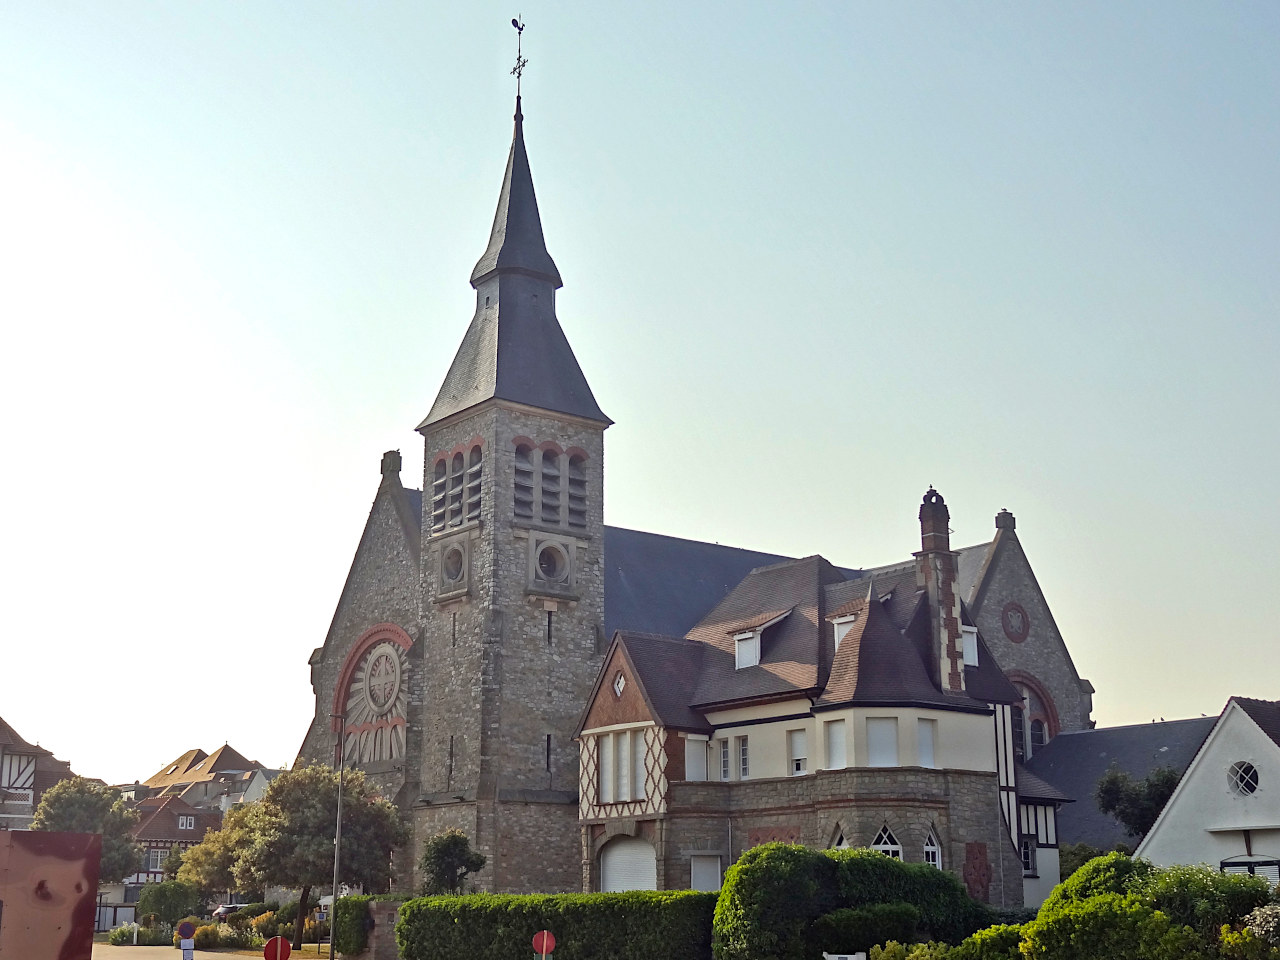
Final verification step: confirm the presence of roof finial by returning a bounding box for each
[511,16,527,115]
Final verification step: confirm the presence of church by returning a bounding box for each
[296,93,1094,908]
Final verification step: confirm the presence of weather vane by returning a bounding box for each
[511,17,527,97]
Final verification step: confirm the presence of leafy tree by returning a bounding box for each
[30,776,142,882]
[136,879,203,926]
[232,764,408,951]
[1058,843,1105,882]
[418,828,486,894]
[1094,764,1181,839]
[179,803,253,896]
[162,843,184,881]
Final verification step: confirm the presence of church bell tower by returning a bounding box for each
[411,93,610,893]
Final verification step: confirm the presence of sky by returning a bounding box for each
[1,3,1277,788]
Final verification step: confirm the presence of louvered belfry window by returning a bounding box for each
[431,444,484,533]
[514,444,535,520]
[567,454,587,529]
[540,450,561,524]
[513,442,589,531]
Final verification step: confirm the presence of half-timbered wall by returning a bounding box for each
[579,723,667,821]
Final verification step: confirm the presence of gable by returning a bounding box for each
[580,644,654,732]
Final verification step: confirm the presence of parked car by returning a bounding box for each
[212,903,249,920]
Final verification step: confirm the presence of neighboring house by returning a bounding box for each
[295,94,1089,900]
[1136,698,1280,886]
[1024,716,1215,853]
[125,744,280,811]
[0,714,75,829]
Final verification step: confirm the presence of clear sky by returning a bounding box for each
[1,3,1276,788]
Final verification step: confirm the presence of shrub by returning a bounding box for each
[1020,892,1203,960]
[714,843,840,960]
[1129,863,1273,940]
[1036,851,1155,917]
[948,923,1023,960]
[334,895,376,955]
[136,879,203,926]
[193,923,220,949]
[871,943,952,960]
[107,925,135,945]
[229,901,271,927]
[811,904,921,955]
[1219,924,1280,960]
[251,910,279,938]
[1247,904,1280,949]
[398,890,717,960]
[278,921,295,943]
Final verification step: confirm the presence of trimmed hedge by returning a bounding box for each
[398,890,717,960]
[811,904,921,955]
[334,895,401,955]
[1021,892,1202,960]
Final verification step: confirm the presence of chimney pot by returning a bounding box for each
[919,487,951,553]
[995,508,1016,531]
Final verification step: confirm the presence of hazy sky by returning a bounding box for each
[1,3,1276,788]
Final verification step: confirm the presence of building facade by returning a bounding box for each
[297,95,1090,903]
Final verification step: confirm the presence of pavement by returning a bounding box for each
[92,946,224,959]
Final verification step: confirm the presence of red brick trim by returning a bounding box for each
[1001,602,1030,643]
[432,436,487,467]
[331,623,414,731]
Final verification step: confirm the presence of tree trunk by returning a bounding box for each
[293,884,311,952]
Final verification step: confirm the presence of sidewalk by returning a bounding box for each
[92,946,223,959]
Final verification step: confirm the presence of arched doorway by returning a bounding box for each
[599,835,657,892]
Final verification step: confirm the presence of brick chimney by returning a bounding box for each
[915,488,965,692]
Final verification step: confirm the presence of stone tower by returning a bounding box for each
[410,95,610,892]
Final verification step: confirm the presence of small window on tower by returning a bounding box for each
[567,453,588,529]
[514,444,535,520]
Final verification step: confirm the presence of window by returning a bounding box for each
[1020,838,1037,875]
[734,632,760,669]
[1030,719,1047,750]
[684,737,708,781]
[832,615,857,651]
[599,734,615,803]
[1011,706,1026,763]
[597,730,647,803]
[178,815,195,830]
[431,444,484,533]
[514,444,535,520]
[923,831,941,869]
[690,855,722,891]
[567,454,587,530]
[961,625,978,666]
[1229,761,1259,796]
[613,671,626,697]
[718,739,730,781]
[867,718,899,767]
[871,826,902,859]
[540,449,561,524]
[788,729,807,776]
[148,848,168,872]
[824,719,847,769]
[917,718,937,769]
[737,737,750,779]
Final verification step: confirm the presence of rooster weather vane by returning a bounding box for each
[511,17,528,97]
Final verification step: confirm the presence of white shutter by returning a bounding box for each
[867,718,899,767]
[633,731,646,801]
[824,720,846,769]
[685,738,707,781]
[617,732,631,801]
[599,734,615,803]
[690,855,722,891]
[917,719,936,769]
[600,836,657,892]
[788,730,807,775]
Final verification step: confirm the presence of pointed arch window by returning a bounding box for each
[923,830,941,869]
[871,826,902,860]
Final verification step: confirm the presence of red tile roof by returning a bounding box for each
[132,795,221,843]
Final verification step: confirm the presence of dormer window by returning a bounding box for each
[961,625,978,666]
[612,671,626,697]
[832,614,858,651]
[734,631,760,669]
[178,815,195,830]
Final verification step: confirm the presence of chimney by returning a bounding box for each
[914,488,965,693]
[381,450,402,481]
[995,508,1015,531]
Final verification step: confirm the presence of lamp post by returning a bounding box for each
[330,713,346,960]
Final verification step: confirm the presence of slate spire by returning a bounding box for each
[419,97,609,430]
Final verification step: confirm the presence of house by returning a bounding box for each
[0,714,75,830]
[295,93,1091,902]
[1023,715,1215,853]
[1135,698,1280,886]
[126,744,280,811]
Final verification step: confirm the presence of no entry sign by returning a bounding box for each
[533,930,556,956]
[264,935,292,960]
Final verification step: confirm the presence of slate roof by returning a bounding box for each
[0,715,51,756]
[1015,763,1073,804]
[419,101,609,429]
[615,632,711,733]
[1233,697,1280,751]
[1024,717,1216,849]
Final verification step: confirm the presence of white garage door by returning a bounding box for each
[600,836,657,892]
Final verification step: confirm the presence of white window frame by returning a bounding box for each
[871,826,902,860]
[917,718,937,769]
[832,615,858,651]
[178,815,195,830]
[788,729,808,776]
[867,717,899,767]
[148,847,168,872]
[823,718,847,770]
[597,729,648,803]
[923,830,941,869]
[684,735,708,782]
[734,631,760,669]
[737,736,749,779]
[718,739,730,781]
[690,854,722,891]
[961,625,978,666]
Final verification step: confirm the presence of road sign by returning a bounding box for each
[533,930,556,956]
[265,935,292,960]
[177,921,197,939]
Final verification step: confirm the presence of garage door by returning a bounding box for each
[600,836,657,892]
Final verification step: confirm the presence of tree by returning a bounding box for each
[1094,764,1181,839]
[136,879,202,927]
[178,803,253,896]
[30,776,142,882]
[162,843,184,881]
[232,764,408,951]
[418,829,486,894]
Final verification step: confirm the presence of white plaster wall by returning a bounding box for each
[1024,847,1060,908]
[1139,704,1280,868]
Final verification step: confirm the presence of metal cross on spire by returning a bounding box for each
[511,17,527,97]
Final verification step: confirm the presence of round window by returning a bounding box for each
[1229,761,1259,796]
[537,544,568,583]
[442,546,465,583]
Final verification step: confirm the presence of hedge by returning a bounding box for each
[811,904,921,955]
[1021,892,1202,960]
[334,894,403,955]
[397,890,717,960]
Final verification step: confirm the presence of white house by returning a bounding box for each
[1136,697,1280,886]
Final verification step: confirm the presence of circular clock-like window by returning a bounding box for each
[362,641,403,716]
[1002,602,1030,643]
[442,545,465,583]
[1229,761,1259,796]
[537,543,569,583]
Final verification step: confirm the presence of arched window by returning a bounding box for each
[1012,677,1058,758]
[430,444,484,533]
[1030,719,1047,750]
[514,443,535,520]
[540,449,561,524]
[871,826,902,860]
[567,453,587,530]
[1011,705,1026,763]
[430,459,448,533]
[465,446,483,522]
[447,452,465,526]
[923,830,941,869]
